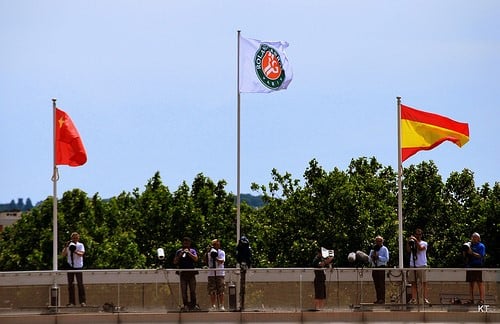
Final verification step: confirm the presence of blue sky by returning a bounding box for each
[1,1,499,204]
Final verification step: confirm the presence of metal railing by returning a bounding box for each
[0,268,498,313]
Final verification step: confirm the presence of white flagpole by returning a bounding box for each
[52,98,59,271]
[397,96,403,269]
[397,96,407,305]
[236,31,241,245]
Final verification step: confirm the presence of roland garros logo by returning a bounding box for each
[254,44,286,89]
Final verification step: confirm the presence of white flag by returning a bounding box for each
[239,35,293,93]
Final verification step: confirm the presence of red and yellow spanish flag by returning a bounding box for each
[55,108,87,166]
[401,104,469,162]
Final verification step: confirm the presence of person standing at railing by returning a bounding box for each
[61,232,87,307]
[463,232,486,305]
[173,237,200,311]
[406,228,430,305]
[236,235,252,311]
[369,235,389,304]
[311,248,333,310]
[205,239,226,311]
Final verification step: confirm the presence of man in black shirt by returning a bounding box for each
[173,237,199,311]
[312,248,333,310]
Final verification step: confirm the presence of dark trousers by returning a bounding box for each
[67,269,86,304]
[240,269,247,310]
[372,269,386,302]
[180,273,197,307]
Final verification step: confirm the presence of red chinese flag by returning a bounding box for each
[55,108,87,166]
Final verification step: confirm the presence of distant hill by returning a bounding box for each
[238,194,264,208]
[1,194,264,211]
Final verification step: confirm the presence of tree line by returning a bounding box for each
[0,157,498,271]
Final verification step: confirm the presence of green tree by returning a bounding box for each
[479,182,500,266]
[0,198,54,270]
[134,172,173,268]
[0,162,497,271]
[402,161,445,266]
[251,157,398,267]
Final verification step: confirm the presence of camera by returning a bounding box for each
[462,242,471,252]
[408,238,417,250]
[181,248,189,258]
[348,252,356,263]
[68,241,77,253]
[321,247,334,259]
[348,251,369,265]
[157,248,165,260]
[210,247,218,259]
[237,236,252,268]
[372,244,381,252]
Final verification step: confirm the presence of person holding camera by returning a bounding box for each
[61,232,86,307]
[236,235,252,269]
[369,235,389,304]
[173,237,200,311]
[205,239,226,311]
[236,235,252,311]
[311,248,333,310]
[406,228,430,305]
[463,232,486,305]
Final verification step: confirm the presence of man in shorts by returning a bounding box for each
[206,239,226,311]
[407,228,430,305]
[464,232,486,305]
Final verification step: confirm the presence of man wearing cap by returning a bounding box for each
[206,239,226,311]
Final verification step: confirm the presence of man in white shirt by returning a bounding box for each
[206,239,226,311]
[407,228,430,304]
[62,232,86,307]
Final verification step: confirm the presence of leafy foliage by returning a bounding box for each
[0,158,498,270]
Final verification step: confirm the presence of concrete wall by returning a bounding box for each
[0,268,498,311]
[1,310,500,324]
